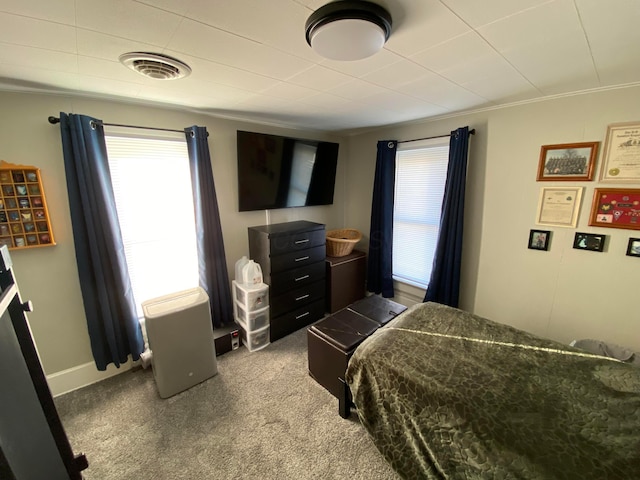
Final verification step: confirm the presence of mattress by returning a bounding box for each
[346,302,640,479]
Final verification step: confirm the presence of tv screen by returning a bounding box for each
[237,130,339,212]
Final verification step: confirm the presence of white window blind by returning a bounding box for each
[392,138,449,288]
[104,131,199,319]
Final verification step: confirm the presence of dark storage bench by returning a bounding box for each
[307,295,407,418]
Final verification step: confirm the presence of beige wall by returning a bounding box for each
[4,84,639,386]
[0,91,347,377]
[346,86,640,352]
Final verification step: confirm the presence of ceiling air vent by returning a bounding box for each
[119,52,192,80]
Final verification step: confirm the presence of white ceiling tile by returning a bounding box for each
[0,0,76,24]
[478,0,599,93]
[167,53,281,93]
[327,79,389,101]
[0,44,78,73]
[399,73,489,110]
[261,82,319,101]
[576,0,640,86]
[78,57,145,84]
[0,12,77,53]
[0,64,80,92]
[76,0,183,47]
[384,0,471,57]
[360,59,431,89]
[286,65,354,91]
[320,49,404,78]
[183,0,321,61]
[76,30,158,62]
[168,18,314,80]
[410,31,538,100]
[439,0,554,28]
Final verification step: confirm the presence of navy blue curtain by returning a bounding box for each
[185,126,233,328]
[366,140,397,298]
[59,113,143,371]
[424,126,471,307]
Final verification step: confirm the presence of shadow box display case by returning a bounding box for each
[0,161,55,250]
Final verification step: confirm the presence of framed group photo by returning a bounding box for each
[536,142,599,181]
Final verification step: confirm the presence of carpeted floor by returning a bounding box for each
[55,327,398,479]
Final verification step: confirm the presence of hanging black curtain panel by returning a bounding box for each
[424,126,471,307]
[366,140,397,298]
[59,113,144,371]
[184,126,233,328]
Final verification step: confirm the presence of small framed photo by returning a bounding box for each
[573,232,606,252]
[528,229,551,251]
[537,142,599,181]
[627,238,640,257]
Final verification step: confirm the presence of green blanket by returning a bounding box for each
[346,302,640,479]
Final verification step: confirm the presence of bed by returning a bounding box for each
[345,302,640,479]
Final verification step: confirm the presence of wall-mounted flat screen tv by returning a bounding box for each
[237,130,339,212]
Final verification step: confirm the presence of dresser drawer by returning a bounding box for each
[269,229,325,255]
[269,261,325,296]
[270,245,326,273]
[270,299,325,342]
[270,280,325,318]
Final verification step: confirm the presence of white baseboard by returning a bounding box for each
[47,360,133,398]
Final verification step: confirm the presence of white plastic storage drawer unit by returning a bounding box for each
[232,280,269,312]
[240,324,270,352]
[234,301,269,331]
[142,287,217,398]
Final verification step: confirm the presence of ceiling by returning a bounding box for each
[1,0,639,134]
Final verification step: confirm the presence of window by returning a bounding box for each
[104,129,199,319]
[392,138,449,288]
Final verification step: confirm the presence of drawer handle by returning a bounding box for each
[295,274,310,282]
[295,294,310,301]
[295,256,310,262]
[295,239,309,244]
[296,311,310,320]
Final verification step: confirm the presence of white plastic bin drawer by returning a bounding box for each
[232,280,269,312]
[240,324,270,352]
[234,301,269,331]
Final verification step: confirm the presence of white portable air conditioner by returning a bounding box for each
[142,287,217,398]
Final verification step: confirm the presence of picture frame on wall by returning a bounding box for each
[599,122,640,182]
[528,229,551,250]
[535,186,583,228]
[627,238,640,257]
[536,142,599,181]
[588,188,640,230]
[573,232,606,252]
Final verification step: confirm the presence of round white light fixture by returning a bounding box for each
[119,52,192,80]
[305,1,392,61]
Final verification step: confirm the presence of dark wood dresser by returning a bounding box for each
[248,220,326,342]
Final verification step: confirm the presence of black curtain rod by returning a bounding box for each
[398,128,476,144]
[47,116,186,134]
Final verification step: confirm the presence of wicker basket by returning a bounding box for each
[326,228,362,257]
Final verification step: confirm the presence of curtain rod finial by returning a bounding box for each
[48,116,60,124]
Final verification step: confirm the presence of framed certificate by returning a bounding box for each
[588,188,640,230]
[535,186,583,228]
[600,122,640,182]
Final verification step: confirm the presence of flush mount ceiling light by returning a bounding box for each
[119,52,192,80]
[305,0,392,61]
